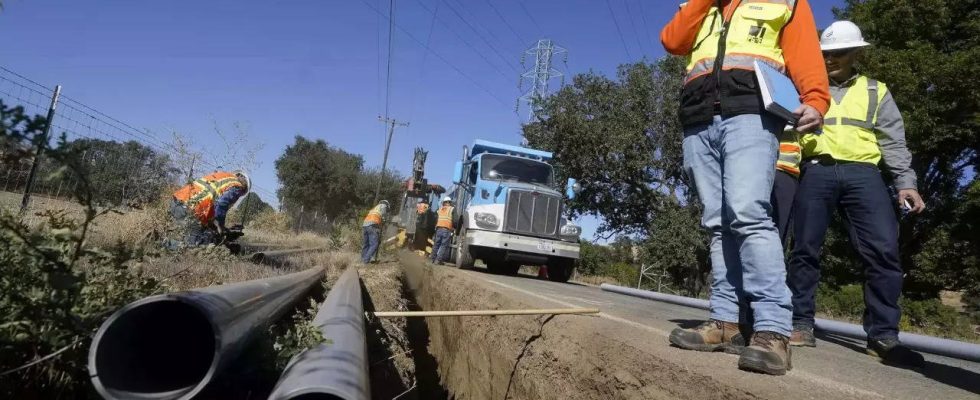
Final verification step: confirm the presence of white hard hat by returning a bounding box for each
[442,196,452,203]
[820,21,870,51]
[234,170,251,193]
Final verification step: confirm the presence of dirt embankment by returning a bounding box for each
[399,253,757,400]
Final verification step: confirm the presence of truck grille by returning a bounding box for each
[504,189,560,237]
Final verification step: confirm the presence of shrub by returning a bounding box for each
[249,209,291,233]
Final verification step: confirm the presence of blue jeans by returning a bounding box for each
[431,228,452,263]
[361,225,380,263]
[788,160,902,339]
[683,114,792,336]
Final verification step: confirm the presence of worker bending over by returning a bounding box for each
[361,200,389,264]
[787,21,925,367]
[170,170,250,247]
[430,197,454,264]
[660,0,829,375]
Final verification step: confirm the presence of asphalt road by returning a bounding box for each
[460,266,980,400]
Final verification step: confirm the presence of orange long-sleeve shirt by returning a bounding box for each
[661,0,830,115]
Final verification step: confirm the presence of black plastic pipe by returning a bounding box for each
[88,266,325,400]
[268,267,369,400]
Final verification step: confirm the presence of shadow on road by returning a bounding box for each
[817,332,980,395]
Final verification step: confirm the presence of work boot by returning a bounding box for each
[738,331,792,375]
[669,320,745,354]
[867,338,925,368]
[789,323,817,347]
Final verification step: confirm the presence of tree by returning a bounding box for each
[275,136,405,224]
[231,192,273,225]
[55,138,178,206]
[835,0,980,296]
[523,57,689,237]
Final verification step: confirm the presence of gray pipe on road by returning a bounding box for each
[88,266,325,400]
[599,283,980,363]
[268,267,370,400]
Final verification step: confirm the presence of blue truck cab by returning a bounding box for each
[449,140,582,282]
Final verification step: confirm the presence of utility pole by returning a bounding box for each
[518,39,567,123]
[374,116,409,205]
[21,85,62,213]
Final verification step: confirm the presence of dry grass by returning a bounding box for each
[245,229,332,249]
[284,250,360,284]
[136,247,291,291]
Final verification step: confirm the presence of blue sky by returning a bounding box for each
[0,0,844,242]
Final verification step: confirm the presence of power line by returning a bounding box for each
[518,2,544,37]
[621,0,647,57]
[411,0,514,82]
[406,0,441,124]
[483,0,527,46]
[440,0,519,72]
[383,0,396,120]
[635,0,657,53]
[605,0,633,60]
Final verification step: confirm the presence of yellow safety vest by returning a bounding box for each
[363,204,384,226]
[685,0,796,83]
[776,129,801,177]
[800,76,886,164]
[436,206,454,230]
[172,171,244,225]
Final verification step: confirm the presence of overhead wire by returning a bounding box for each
[406,0,441,125]
[621,0,648,57]
[605,0,633,60]
[442,0,519,72]
[483,0,527,47]
[409,0,516,84]
[383,0,396,120]
[360,0,510,107]
[518,2,544,38]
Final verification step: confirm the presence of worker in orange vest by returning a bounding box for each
[430,197,454,264]
[170,170,250,247]
[361,200,389,263]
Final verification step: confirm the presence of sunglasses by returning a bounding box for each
[822,49,856,58]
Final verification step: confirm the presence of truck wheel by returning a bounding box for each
[454,225,474,269]
[547,258,576,283]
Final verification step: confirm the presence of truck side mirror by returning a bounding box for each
[566,178,581,199]
[452,161,463,184]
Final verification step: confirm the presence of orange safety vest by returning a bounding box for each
[776,129,801,177]
[363,204,385,226]
[173,171,244,225]
[436,206,454,230]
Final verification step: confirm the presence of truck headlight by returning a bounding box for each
[560,224,581,238]
[474,212,499,229]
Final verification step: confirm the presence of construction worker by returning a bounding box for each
[170,170,250,247]
[660,0,830,375]
[787,21,925,367]
[773,128,802,244]
[361,200,389,263]
[430,197,454,264]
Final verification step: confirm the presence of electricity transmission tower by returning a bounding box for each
[518,39,567,123]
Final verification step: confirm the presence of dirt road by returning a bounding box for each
[398,253,980,399]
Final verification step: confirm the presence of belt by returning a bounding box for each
[802,155,872,167]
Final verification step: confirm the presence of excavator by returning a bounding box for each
[384,148,445,256]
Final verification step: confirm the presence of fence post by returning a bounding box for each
[21,85,62,213]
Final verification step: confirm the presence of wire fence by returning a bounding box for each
[0,66,279,215]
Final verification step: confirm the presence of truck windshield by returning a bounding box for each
[480,154,554,186]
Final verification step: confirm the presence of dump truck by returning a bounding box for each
[449,140,582,282]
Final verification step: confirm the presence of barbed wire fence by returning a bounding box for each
[0,66,280,219]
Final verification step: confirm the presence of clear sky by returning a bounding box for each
[0,0,844,242]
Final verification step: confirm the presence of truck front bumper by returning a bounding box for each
[466,229,580,259]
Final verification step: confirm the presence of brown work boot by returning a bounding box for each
[738,331,792,375]
[669,320,746,354]
[789,323,816,347]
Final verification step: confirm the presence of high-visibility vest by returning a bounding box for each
[436,206,454,230]
[800,75,887,164]
[685,0,796,83]
[363,204,385,226]
[173,171,244,225]
[776,129,802,177]
[416,203,429,214]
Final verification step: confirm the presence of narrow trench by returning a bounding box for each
[400,275,451,400]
